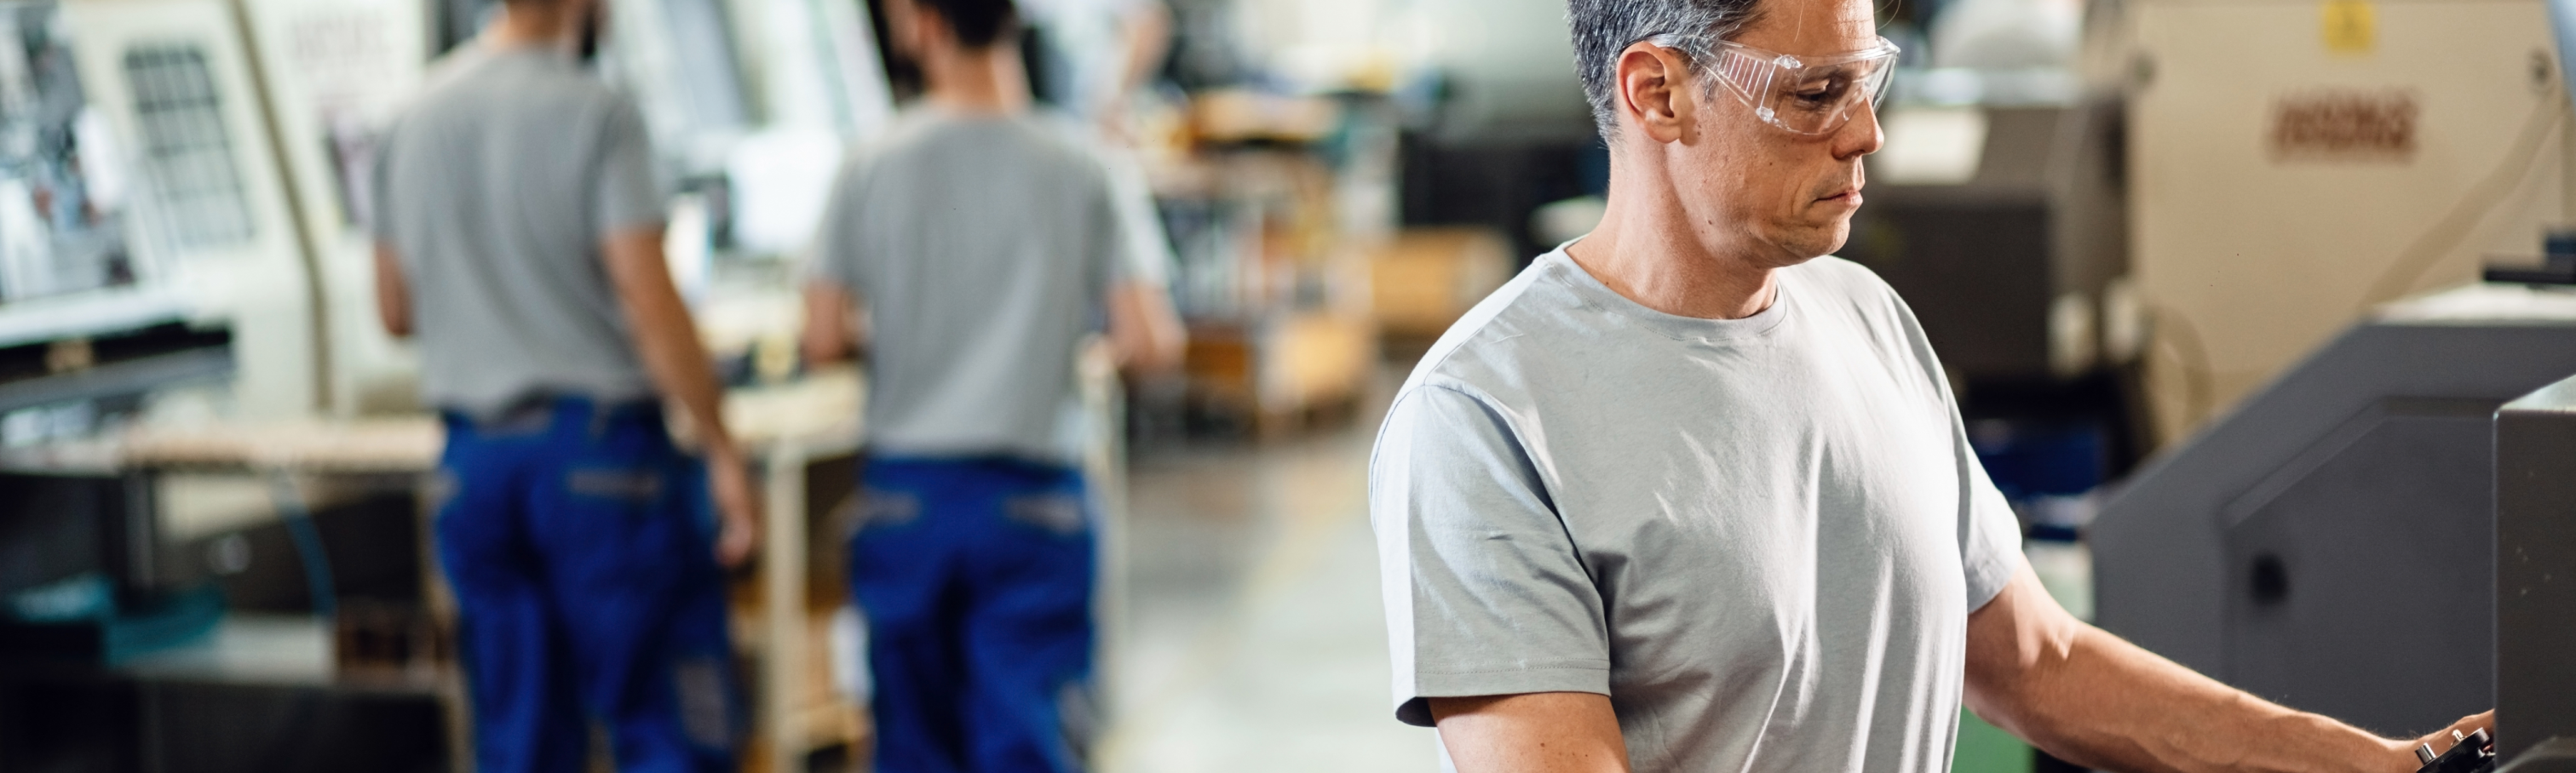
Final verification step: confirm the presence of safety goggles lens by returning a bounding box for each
[1710,37,1900,135]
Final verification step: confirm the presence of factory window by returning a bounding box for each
[121,43,256,252]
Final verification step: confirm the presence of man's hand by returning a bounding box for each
[2388,713,2495,773]
[705,445,762,569]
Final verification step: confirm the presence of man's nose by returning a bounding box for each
[1836,100,1886,159]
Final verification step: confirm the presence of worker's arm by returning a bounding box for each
[601,226,762,568]
[1430,693,1631,773]
[1107,280,1184,375]
[1964,562,2488,773]
[374,243,411,338]
[801,279,865,368]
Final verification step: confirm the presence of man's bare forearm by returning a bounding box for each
[1107,281,1184,375]
[602,229,736,457]
[1432,693,1631,773]
[374,243,412,338]
[1966,569,2410,773]
[801,280,864,368]
[1984,627,2397,772]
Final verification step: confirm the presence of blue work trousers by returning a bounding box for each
[851,456,1097,773]
[434,398,742,773]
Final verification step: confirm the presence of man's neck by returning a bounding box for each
[1567,164,1781,321]
[922,44,1032,116]
[486,3,578,50]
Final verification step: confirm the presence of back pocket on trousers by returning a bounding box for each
[1003,493,1089,537]
[566,468,666,506]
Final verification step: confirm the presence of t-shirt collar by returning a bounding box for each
[1539,241,1794,343]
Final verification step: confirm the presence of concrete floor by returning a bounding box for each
[1095,391,1440,773]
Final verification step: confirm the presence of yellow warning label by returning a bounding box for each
[2321,0,2377,54]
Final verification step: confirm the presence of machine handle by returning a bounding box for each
[2419,729,2498,773]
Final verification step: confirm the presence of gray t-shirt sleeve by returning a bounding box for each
[1956,411,2024,610]
[367,119,398,244]
[1370,383,1611,728]
[1879,262,2022,610]
[805,156,870,298]
[594,95,664,235]
[1097,152,1171,290]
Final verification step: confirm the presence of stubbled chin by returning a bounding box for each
[1784,219,1853,261]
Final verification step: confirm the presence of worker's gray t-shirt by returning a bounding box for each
[371,46,665,417]
[808,110,1167,464]
[1369,249,2023,773]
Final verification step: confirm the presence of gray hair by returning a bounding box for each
[1569,0,1766,140]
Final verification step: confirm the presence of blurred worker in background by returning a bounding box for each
[1367,0,2492,770]
[1019,0,1173,138]
[370,0,762,770]
[801,0,1185,768]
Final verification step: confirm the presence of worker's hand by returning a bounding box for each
[2385,711,2494,773]
[707,447,763,569]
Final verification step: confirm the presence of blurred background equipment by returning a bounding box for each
[234,0,428,417]
[2497,374,2576,766]
[2123,0,2572,445]
[2090,0,2576,755]
[60,0,329,421]
[1842,98,2127,386]
[2092,286,2576,741]
[1366,226,1511,358]
[0,469,212,664]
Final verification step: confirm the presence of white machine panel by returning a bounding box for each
[65,0,319,419]
[2128,0,2568,444]
[237,0,428,415]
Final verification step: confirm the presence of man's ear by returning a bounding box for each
[1616,42,1696,144]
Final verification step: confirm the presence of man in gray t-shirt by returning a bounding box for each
[371,1,759,770]
[1371,0,2492,770]
[802,108,1171,463]
[797,0,1182,769]
[1379,251,2024,770]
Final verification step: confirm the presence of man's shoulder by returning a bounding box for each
[1788,255,1900,303]
[870,109,1106,163]
[1394,254,1589,410]
[405,48,630,128]
[1389,254,1912,410]
[856,109,948,152]
[1787,255,1924,336]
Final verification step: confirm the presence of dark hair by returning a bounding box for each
[1567,0,1766,140]
[917,0,1021,49]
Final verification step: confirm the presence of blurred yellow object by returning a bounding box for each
[1185,312,1376,438]
[1370,228,1515,341]
[1187,89,1342,145]
[2320,0,2378,54]
[754,332,799,385]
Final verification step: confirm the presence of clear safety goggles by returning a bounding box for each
[1698,36,1901,135]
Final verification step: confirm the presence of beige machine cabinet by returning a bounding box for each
[64,0,324,419]
[2127,0,2569,444]
[234,0,430,417]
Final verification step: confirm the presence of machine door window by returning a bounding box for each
[122,43,254,253]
